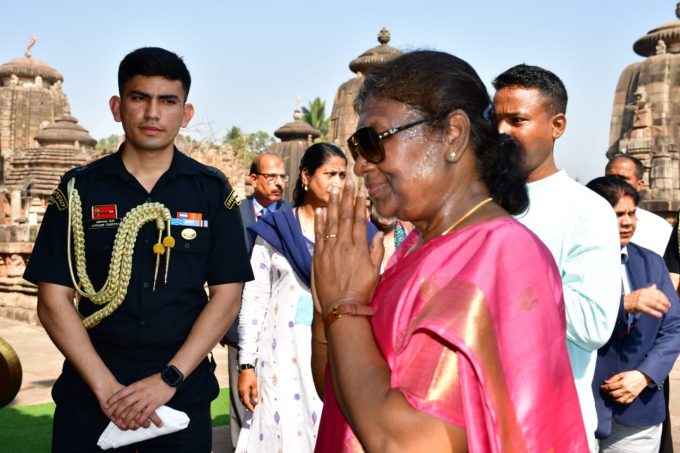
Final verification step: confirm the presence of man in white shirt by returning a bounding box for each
[493,64,621,450]
[605,154,672,257]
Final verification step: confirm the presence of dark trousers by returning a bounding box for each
[51,401,212,453]
[660,378,674,453]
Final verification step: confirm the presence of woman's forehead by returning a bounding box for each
[358,97,418,127]
[319,156,346,170]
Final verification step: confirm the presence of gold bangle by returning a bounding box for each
[324,303,376,330]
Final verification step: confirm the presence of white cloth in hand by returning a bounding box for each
[97,405,190,450]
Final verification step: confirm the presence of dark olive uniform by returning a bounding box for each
[24,146,253,452]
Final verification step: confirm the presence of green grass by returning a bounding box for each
[211,387,230,426]
[0,388,230,452]
[0,401,54,453]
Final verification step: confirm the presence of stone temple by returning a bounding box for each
[327,28,401,169]
[0,46,97,323]
[0,46,96,214]
[0,50,71,154]
[608,2,680,218]
[268,109,320,201]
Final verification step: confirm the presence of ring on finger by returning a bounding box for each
[324,233,338,240]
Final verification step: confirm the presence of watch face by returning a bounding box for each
[161,366,183,387]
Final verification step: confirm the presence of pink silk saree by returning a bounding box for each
[315,218,588,452]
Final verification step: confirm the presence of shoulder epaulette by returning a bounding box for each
[52,163,96,211]
[61,164,90,184]
[61,155,109,184]
[203,166,228,184]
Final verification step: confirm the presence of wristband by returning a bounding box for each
[324,303,376,330]
[161,365,184,387]
[238,363,255,372]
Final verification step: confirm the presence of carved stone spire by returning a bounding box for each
[634,4,680,56]
[349,28,401,75]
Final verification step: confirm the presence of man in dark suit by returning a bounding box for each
[587,176,680,452]
[237,153,292,252]
[225,153,291,450]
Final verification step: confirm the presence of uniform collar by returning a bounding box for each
[102,143,202,178]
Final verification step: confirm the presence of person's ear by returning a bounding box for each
[109,96,122,123]
[444,110,470,163]
[182,103,195,128]
[550,113,567,140]
[301,168,311,186]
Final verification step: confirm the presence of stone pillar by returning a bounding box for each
[10,190,21,223]
[651,153,675,201]
[27,198,43,225]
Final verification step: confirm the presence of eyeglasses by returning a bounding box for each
[347,118,429,164]
[255,173,289,183]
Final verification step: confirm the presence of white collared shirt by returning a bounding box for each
[251,198,279,218]
[621,246,631,296]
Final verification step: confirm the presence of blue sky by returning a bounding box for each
[0,1,676,182]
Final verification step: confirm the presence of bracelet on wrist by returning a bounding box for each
[324,303,376,330]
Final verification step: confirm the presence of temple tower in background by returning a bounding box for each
[268,109,320,201]
[0,46,70,157]
[608,2,680,217]
[327,28,401,169]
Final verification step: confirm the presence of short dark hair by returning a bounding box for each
[354,50,528,215]
[606,154,644,181]
[118,47,191,100]
[492,64,568,115]
[586,175,639,207]
[249,159,259,175]
[293,143,347,207]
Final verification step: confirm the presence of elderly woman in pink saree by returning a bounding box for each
[310,51,588,452]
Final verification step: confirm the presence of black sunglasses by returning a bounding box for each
[347,118,429,164]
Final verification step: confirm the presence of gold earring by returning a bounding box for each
[449,152,456,159]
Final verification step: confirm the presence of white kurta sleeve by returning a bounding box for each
[238,236,274,365]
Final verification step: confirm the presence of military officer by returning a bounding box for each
[24,47,252,452]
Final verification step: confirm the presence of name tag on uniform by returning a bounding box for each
[89,204,120,229]
[88,218,121,229]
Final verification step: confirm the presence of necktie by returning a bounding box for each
[258,207,270,220]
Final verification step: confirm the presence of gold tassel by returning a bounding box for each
[152,229,164,292]
[163,219,174,284]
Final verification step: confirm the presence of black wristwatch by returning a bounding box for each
[161,365,184,387]
[238,363,255,372]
